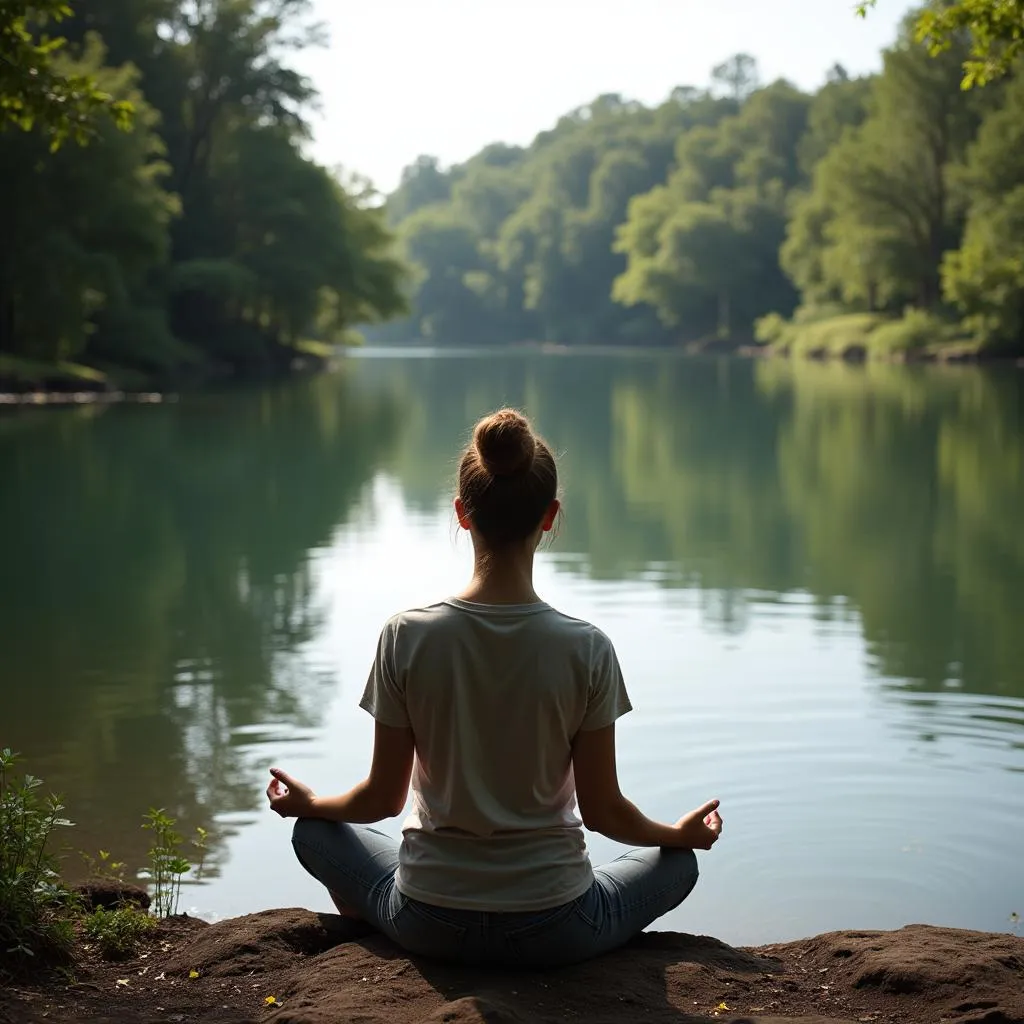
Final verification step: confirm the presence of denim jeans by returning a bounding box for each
[291,818,700,968]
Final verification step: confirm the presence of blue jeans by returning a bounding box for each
[291,819,700,968]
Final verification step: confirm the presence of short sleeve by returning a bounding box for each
[358,619,410,728]
[579,630,632,731]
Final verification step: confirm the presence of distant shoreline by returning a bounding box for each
[3,343,1022,408]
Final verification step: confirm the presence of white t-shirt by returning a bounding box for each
[359,598,632,912]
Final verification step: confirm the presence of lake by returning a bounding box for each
[2,352,1022,945]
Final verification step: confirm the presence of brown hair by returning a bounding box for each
[458,408,557,547]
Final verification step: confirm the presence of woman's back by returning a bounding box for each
[361,598,630,910]
[268,407,721,968]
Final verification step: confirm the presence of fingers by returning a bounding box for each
[695,798,720,818]
[269,767,298,789]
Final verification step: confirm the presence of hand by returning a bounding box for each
[266,767,317,818]
[673,798,723,850]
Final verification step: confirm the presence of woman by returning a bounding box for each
[266,408,722,968]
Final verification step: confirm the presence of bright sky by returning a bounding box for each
[295,0,916,195]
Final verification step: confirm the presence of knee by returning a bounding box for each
[291,815,330,851]
[664,847,699,891]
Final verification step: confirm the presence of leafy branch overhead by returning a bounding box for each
[0,1,132,145]
[857,0,1024,88]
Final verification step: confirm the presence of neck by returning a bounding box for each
[459,545,540,605]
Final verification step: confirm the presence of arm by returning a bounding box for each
[572,724,721,849]
[267,721,415,822]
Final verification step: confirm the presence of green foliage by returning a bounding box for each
[79,849,127,882]
[140,809,207,918]
[0,41,176,367]
[0,2,132,145]
[867,308,958,356]
[781,24,982,315]
[379,61,804,347]
[0,749,77,974]
[757,307,963,360]
[942,72,1024,351]
[83,906,155,961]
[859,0,1024,87]
[378,8,1023,358]
[613,79,808,340]
[0,0,406,385]
[758,310,885,359]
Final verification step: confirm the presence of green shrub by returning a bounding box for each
[83,907,156,961]
[754,312,789,346]
[867,308,955,356]
[787,312,883,358]
[0,749,78,974]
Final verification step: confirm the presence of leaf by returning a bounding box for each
[716,1003,730,1011]
[188,969,200,979]
[116,979,129,987]
[264,996,282,1007]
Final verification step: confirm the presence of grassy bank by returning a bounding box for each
[753,308,993,363]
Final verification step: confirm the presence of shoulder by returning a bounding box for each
[380,601,458,635]
[538,608,618,658]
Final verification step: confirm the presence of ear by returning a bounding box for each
[540,499,560,533]
[454,496,472,531]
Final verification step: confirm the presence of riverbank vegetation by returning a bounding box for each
[371,4,1024,358]
[0,747,208,976]
[0,1,406,390]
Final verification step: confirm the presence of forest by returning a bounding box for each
[372,7,1024,358]
[2,1,1023,384]
[0,0,406,390]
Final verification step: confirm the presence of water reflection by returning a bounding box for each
[0,373,403,875]
[357,353,1024,703]
[2,352,1022,913]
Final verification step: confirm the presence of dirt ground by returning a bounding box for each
[3,908,1021,1024]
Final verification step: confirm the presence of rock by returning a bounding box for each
[73,880,151,912]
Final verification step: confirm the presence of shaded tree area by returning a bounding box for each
[376,7,1024,356]
[0,0,406,388]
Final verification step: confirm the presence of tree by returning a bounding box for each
[780,20,983,312]
[711,53,760,102]
[0,1,131,144]
[0,0,408,383]
[942,71,1024,349]
[0,40,174,365]
[613,78,808,339]
[797,68,872,175]
[858,0,1024,87]
[388,155,456,224]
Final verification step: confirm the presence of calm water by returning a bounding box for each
[2,353,1023,944]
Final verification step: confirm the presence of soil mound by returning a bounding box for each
[3,909,1020,1024]
[163,908,372,978]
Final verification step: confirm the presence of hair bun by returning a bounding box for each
[473,408,537,477]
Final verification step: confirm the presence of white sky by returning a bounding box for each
[295,0,916,194]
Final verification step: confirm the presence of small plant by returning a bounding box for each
[83,907,156,961]
[79,848,127,882]
[140,809,209,918]
[0,748,77,973]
